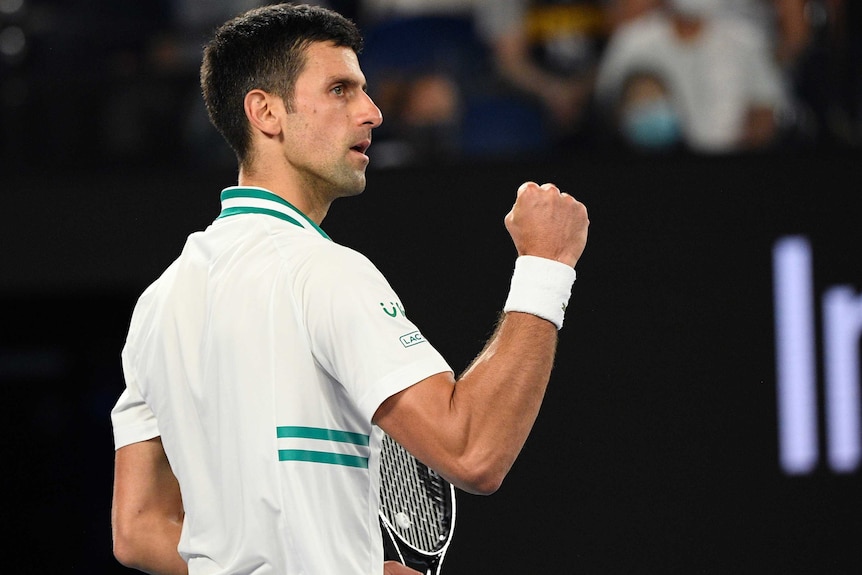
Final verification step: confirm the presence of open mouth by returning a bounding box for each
[351,140,371,155]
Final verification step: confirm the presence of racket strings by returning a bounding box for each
[379,434,452,553]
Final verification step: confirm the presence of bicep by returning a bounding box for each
[373,371,461,476]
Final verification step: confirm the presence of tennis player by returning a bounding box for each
[110,4,589,575]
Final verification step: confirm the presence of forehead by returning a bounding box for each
[298,41,364,84]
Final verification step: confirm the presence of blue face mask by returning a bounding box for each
[621,100,682,150]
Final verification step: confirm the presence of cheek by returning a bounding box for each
[286,117,319,148]
[285,110,344,159]
[286,122,341,166]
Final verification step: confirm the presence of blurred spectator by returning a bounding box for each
[479,0,612,154]
[356,0,663,164]
[764,0,811,69]
[614,68,685,153]
[356,0,494,165]
[714,0,820,145]
[605,0,663,29]
[12,0,855,173]
[594,0,799,154]
[461,0,675,157]
[644,0,862,149]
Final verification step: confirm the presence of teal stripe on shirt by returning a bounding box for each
[276,426,370,468]
[277,449,369,468]
[219,188,331,240]
[217,206,303,228]
[276,426,369,446]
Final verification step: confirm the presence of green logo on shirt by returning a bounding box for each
[399,331,425,347]
[380,301,406,318]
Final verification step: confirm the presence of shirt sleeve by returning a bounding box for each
[110,347,161,450]
[297,243,453,422]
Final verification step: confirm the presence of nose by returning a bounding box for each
[360,91,383,129]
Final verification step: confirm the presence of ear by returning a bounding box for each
[244,89,283,137]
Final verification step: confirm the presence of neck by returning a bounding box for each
[237,166,331,226]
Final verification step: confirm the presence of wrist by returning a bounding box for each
[503,255,576,330]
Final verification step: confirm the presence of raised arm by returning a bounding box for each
[112,437,188,575]
[374,181,589,495]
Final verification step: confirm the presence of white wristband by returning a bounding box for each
[503,255,576,330]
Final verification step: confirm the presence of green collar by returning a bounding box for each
[217,187,331,241]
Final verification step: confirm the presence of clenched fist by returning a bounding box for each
[504,181,589,268]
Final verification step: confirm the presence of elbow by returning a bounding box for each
[450,458,508,496]
[112,517,146,571]
[112,533,139,570]
[464,477,503,496]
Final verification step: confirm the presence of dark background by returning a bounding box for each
[3,151,862,573]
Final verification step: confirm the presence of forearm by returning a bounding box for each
[448,311,558,492]
[112,439,188,575]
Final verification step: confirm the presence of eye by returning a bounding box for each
[332,85,345,96]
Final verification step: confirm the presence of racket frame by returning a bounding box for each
[378,434,457,575]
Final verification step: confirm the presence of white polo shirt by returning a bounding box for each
[111,186,453,575]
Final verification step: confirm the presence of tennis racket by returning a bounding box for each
[378,431,456,575]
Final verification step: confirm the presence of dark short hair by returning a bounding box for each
[200,3,363,166]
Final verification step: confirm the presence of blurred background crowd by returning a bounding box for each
[0,0,859,173]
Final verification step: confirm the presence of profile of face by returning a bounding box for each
[281,41,383,198]
[618,71,682,151]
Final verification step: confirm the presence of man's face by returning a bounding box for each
[281,41,383,200]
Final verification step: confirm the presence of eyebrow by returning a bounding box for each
[328,75,368,92]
